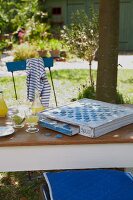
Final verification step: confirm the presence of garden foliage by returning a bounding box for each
[0,0,50,34]
[61,9,99,86]
[13,43,39,61]
[61,9,99,61]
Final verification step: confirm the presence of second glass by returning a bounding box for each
[25,109,39,133]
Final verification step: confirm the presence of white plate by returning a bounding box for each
[0,126,15,137]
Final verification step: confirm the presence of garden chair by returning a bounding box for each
[6,57,57,106]
[40,169,133,200]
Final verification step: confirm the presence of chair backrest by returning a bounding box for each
[6,57,57,106]
[6,57,54,72]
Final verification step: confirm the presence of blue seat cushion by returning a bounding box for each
[43,169,133,200]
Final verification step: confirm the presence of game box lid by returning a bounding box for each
[40,99,133,137]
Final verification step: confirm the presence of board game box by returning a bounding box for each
[40,99,133,137]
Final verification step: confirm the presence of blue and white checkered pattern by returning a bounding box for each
[42,99,133,137]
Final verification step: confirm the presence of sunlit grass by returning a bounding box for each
[0,69,133,106]
[117,69,133,103]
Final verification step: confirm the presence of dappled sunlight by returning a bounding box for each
[0,171,44,199]
[113,134,119,138]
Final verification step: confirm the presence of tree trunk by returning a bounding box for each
[96,0,119,103]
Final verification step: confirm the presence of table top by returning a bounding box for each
[0,117,133,147]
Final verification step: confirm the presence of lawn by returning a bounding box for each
[0,68,133,200]
[1,68,133,106]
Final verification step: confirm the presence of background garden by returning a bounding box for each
[0,0,133,199]
[0,0,133,104]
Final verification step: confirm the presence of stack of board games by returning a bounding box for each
[39,99,133,138]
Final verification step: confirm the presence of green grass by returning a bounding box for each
[0,69,133,105]
[0,69,97,106]
[0,68,133,199]
[117,69,133,103]
[0,76,27,102]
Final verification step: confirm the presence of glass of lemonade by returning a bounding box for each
[11,104,25,128]
[25,109,39,133]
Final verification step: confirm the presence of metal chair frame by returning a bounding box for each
[6,57,57,106]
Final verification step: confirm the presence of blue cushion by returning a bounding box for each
[44,169,133,200]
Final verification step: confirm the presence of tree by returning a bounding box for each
[96,0,119,103]
[61,9,99,86]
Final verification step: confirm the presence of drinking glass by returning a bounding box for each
[10,103,26,128]
[25,109,39,133]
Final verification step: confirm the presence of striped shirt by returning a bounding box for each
[26,58,51,107]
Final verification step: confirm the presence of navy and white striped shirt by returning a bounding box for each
[26,58,51,107]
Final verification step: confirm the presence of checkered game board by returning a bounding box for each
[41,99,133,137]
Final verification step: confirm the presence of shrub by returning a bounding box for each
[13,43,39,61]
[77,84,128,104]
[25,17,51,42]
[77,84,96,100]
[49,39,62,50]
[0,39,11,52]
[33,39,49,51]
[116,91,125,104]
[116,91,132,104]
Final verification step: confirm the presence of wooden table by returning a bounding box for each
[0,118,133,172]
